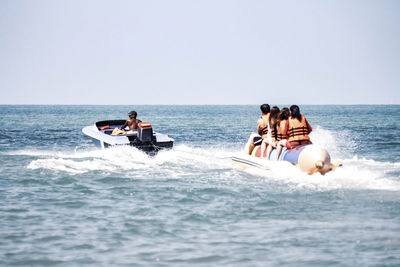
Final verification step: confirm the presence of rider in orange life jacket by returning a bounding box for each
[274,107,290,160]
[247,104,270,155]
[283,105,312,149]
[261,106,280,159]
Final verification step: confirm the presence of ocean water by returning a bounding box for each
[1,105,399,266]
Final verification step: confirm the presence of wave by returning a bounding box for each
[309,126,357,158]
[243,157,400,191]
[23,145,234,175]
[6,126,400,191]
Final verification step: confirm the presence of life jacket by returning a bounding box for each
[287,114,310,142]
[259,114,270,138]
[276,120,288,141]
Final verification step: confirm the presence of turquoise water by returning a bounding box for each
[1,105,400,266]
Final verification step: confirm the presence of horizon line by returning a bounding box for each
[1,103,399,106]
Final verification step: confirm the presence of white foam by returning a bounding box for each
[27,158,116,174]
[25,145,234,176]
[237,126,400,191]
[310,126,357,158]
[14,126,400,191]
[241,158,400,191]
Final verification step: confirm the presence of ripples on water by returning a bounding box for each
[1,105,400,266]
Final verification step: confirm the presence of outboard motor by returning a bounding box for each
[138,122,153,142]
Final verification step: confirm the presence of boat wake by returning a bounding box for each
[5,127,399,192]
[243,157,400,191]
[20,145,234,178]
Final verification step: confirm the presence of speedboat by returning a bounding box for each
[82,120,174,153]
[232,135,341,175]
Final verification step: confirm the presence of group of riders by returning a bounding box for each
[247,104,312,160]
[112,106,312,161]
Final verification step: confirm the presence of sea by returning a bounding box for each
[1,105,399,266]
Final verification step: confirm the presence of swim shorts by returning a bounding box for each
[253,136,262,146]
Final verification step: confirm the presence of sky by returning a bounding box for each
[0,0,399,105]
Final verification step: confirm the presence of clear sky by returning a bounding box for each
[1,0,399,105]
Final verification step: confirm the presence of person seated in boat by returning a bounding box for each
[247,104,270,155]
[284,105,312,149]
[274,107,290,160]
[261,106,280,159]
[112,110,142,135]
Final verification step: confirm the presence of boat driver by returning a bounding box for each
[111,110,142,135]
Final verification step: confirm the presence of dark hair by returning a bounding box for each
[128,110,137,118]
[269,106,280,139]
[269,106,280,126]
[278,107,290,122]
[260,104,270,114]
[290,105,302,121]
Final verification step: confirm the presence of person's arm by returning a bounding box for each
[120,120,128,130]
[283,120,289,138]
[283,120,289,139]
[305,118,312,134]
[132,119,142,130]
[257,119,263,135]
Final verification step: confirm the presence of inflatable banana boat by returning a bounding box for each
[232,136,341,175]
